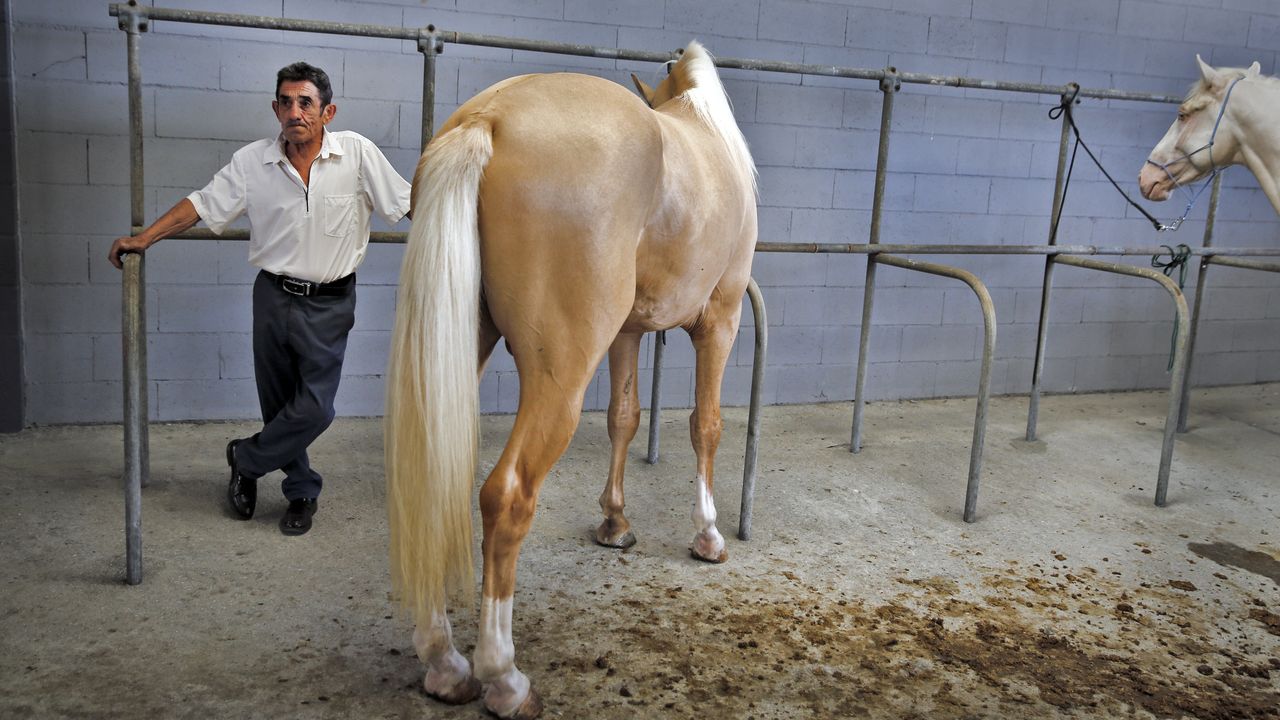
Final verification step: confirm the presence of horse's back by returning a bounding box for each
[440,73,662,207]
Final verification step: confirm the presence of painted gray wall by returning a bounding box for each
[11,0,1280,425]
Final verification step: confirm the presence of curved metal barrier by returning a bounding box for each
[864,256,997,523]
[1050,256,1191,507]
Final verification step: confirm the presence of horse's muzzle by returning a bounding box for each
[1138,161,1173,201]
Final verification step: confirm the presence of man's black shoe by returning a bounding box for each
[280,498,318,536]
[226,439,256,520]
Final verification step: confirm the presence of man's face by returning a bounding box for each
[272,80,334,146]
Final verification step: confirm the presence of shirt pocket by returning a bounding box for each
[323,194,357,238]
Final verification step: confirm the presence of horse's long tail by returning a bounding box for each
[385,122,493,624]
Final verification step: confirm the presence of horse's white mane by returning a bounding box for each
[1187,66,1280,100]
[677,41,758,195]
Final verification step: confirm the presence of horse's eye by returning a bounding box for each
[1177,112,1188,122]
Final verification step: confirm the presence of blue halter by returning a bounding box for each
[1143,75,1244,231]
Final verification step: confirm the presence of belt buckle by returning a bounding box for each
[281,277,312,297]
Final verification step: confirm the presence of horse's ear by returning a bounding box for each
[1195,54,1222,86]
[631,73,654,107]
[1247,61,1262,78]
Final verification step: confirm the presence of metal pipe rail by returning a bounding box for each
[1051,256,1191,507]
[1178,176,1223,434]
[753,242,1280,257]
[852,74,900,455]
[737,279,768,541]
[143,229,1280,258]
[645,332,665,466]
[851,255,998,523]
[1028,87,1083,444]
[849,71,999,523]
[121,253,145,585]
[1206,256,1280,272]
[120,5,147,586]
[109,3,1186,105]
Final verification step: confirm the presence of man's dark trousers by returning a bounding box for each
[233,270,356,501]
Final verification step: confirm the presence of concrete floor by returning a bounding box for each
[1,384,1278,719]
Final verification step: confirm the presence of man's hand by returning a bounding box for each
[108,234,152,270]
[106,198,200,270]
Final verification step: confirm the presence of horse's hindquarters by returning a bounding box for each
[467,74,664,358]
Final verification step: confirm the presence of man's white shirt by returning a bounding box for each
[188,129,411,284]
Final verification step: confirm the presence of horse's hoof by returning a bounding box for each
[690,546,729,564]
[487,688,543,719]
[690,529,728,563]
[425,674,482,705]
[594,519,636,549]
[594,526,637,549]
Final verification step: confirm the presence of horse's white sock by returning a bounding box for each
[414,612,473,696]
[475,596,531,717]
[691,473,725,559]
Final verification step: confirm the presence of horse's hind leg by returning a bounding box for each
[414,611,481,703]
[686,305,742,564]
[411,304,501,705]
[474,370,597,719]
[595,331,643,548]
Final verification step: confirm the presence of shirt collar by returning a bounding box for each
[263,128,344,165]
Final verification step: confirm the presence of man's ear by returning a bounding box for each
[631,73,654,107]
[323,103,337,123]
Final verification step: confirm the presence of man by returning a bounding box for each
[109,62,412,536]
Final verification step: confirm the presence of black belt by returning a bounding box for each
[262,270,355,297]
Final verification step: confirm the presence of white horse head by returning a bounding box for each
[1139,55,1280,214]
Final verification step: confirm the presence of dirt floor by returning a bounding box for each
[1,384,1278,719]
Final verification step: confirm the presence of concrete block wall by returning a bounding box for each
[11,0,1280,425]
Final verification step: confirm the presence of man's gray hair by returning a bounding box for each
[275,62,333,106]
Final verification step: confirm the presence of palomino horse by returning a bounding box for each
[1139,55,1280,215]
[384,42,757,719]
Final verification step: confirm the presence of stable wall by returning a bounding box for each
[11,0,1280,425]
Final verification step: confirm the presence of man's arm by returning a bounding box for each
[357,138,413,225]
[108,198,200,270]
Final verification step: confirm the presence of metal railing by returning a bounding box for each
[107,2,1278,582]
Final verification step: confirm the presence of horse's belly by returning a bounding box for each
[621,273,725,333]
[619,302,683,333]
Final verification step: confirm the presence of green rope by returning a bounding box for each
[1151,244,1191,371]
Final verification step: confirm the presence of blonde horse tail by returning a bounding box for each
[386,122,493,625]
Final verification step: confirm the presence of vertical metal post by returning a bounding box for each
[1026,84,1077,441]
[122,255,146,586]
[646,331,664,464]
[964,286,996,523]
[1177,173,1222,433]
[416,28,440,150]
[1155,307,1190,507]
[119,1,149,586]
[850,69,898,453]
[738,278,767,541]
